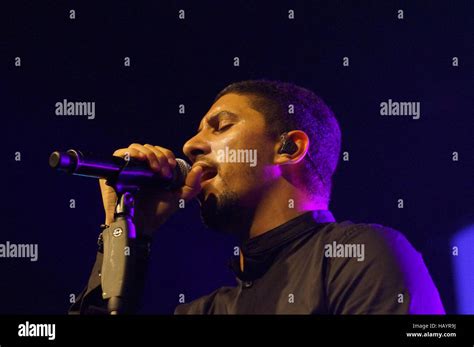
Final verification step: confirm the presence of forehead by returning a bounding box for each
[198,93,263,128]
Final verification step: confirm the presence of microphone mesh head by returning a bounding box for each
[174,158,191,186]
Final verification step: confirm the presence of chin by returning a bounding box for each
[199,190,250,235]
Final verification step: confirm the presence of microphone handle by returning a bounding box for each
[49,149,124,178]
[49,149,190,191]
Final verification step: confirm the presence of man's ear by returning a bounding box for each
[274,130,310,165]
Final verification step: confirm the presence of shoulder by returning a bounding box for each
[318,221,444,314]
[321,221,410,247]
[320,221,423,277]
[314,221,419,263]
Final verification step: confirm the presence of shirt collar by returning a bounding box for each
[229,210,336,281]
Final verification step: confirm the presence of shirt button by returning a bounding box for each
[243,281,253,288]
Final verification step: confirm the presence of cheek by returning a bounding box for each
[218,163,274,193]
[210,128,276,189]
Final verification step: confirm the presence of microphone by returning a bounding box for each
[49,149,191,191]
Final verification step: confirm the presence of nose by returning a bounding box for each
[183,132,211,163]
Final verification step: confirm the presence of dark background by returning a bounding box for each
[1,1,472,314]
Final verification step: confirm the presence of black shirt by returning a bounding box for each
[70,210,445,314]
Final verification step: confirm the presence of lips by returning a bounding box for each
[201,169,217,183]
[194,162,218,204]
[193,162,218,184]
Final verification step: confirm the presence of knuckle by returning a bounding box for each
[162,148,173,156]
[155,151,166,160]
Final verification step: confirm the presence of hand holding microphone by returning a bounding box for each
[50,143,204,314]
[50,143,204,235]
[106,144,203,234]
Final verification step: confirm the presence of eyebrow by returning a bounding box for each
[196,111,239,133]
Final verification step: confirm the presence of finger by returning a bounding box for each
[179,165,203,201]
[113,148,146,161]
[129,143,161,172]
[99,178,116,197]
[99,178,117,219]
[144,144,172,179]
[153,145,177,167]
[99,178,108,194]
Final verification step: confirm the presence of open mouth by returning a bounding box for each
[194,162,218,185]
[195,164,217,204]
[201,168,218,183]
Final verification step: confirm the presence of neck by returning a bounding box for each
[246,181,327,239]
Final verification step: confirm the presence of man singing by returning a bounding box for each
[70,80,444,314]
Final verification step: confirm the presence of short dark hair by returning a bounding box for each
[214,79,341,203]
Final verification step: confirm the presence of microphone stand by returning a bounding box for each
[100,182,151,314]
[49,150,190,314]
